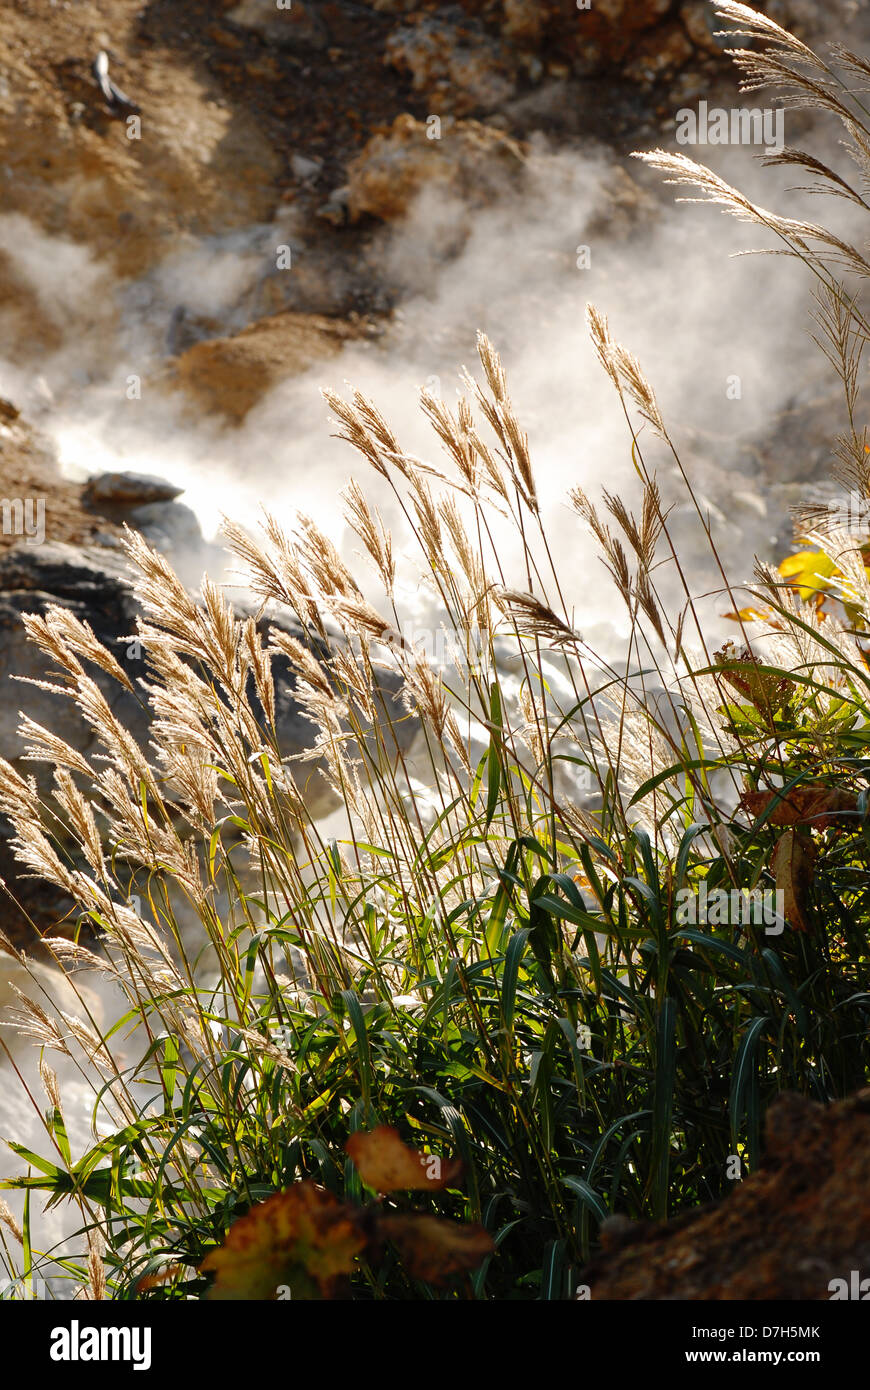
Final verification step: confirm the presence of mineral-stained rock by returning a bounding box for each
[346,114,525,222]
[385,10,519,116]
[623,22,695,87]
[168,311,363,424]
[578,1091,870,1299]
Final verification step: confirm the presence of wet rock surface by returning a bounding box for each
[579,1090,870,1299]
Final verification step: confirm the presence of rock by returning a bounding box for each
[316,185,351,226]
[501,0,544,45]
[226,0,331,51]
[346,114,525,223]
[290,153,323,181]
[578,1091,870,1299]
[623,22,695,87]
[82,471,184,507]
[168,311,364,424]
[679,1,726,54]
[385,11,518,116]
[583,165,660,239]
[0,538,417,939]
[127,502,218,588]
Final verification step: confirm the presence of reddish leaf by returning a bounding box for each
[200,1183,366,1300]
[770,828,817,933]
[345,1126,462,1192]
[378,1214,494,1285]
[714,643,794,711]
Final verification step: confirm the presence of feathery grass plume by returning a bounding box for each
[85,1231,107,1301]
[0,927,25,964]
[17,717,94,779]
[5,988,71,1056]
[121,525,202,647]
[809,282,865,429]
[517,684,546,766]
[420,390,479,490]
[470,334,537,511]
[0,756,42,823]
[242,617,275,730]
[222,515,325,637]
[634,570,669,648]
[570,488,632,605]
[34,606,135,694]
[438,494,487,611]
[715,3,856,122]
[0,1199,23,1246]
[585,304,621,391]
[329,593,394,644]
[322,385,411,484]
[38,1055,63,1114]
[494,589,582,646]
[267,628,334,702]
[52,770,106,879]
[713,2,816,56]
[409,476,444,571]
[400,655,451,739]
[294,512,361,601]
[342,479,395,593]
[329,644,377,722]
[633,150,870,278]
[47,937,119,981]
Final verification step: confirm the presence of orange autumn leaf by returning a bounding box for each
[741,785,858,830]
[722,606,777,626]
[345,1126,462,1192]
[378,1214,493,1285]
[135,1264,183,1294]
[200,1183,366,1300]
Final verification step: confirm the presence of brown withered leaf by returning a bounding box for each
[345,1126,463,1192]
[200,1183,366,1300]
[770,828,817,933]
[378,1214,494,1286]
[741,785,859,830]
[714,643,794,711]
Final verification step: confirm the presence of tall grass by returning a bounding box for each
[1,1,869,1299]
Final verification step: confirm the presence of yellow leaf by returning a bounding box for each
[778,549,838,602]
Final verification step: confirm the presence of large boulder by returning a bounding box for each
[0,539,416,941]
[578,1090,870,1299]
[0,539,412,778]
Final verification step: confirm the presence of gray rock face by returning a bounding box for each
[0,539,415,942]
[83,471,185,506]
[0,540,414,800]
